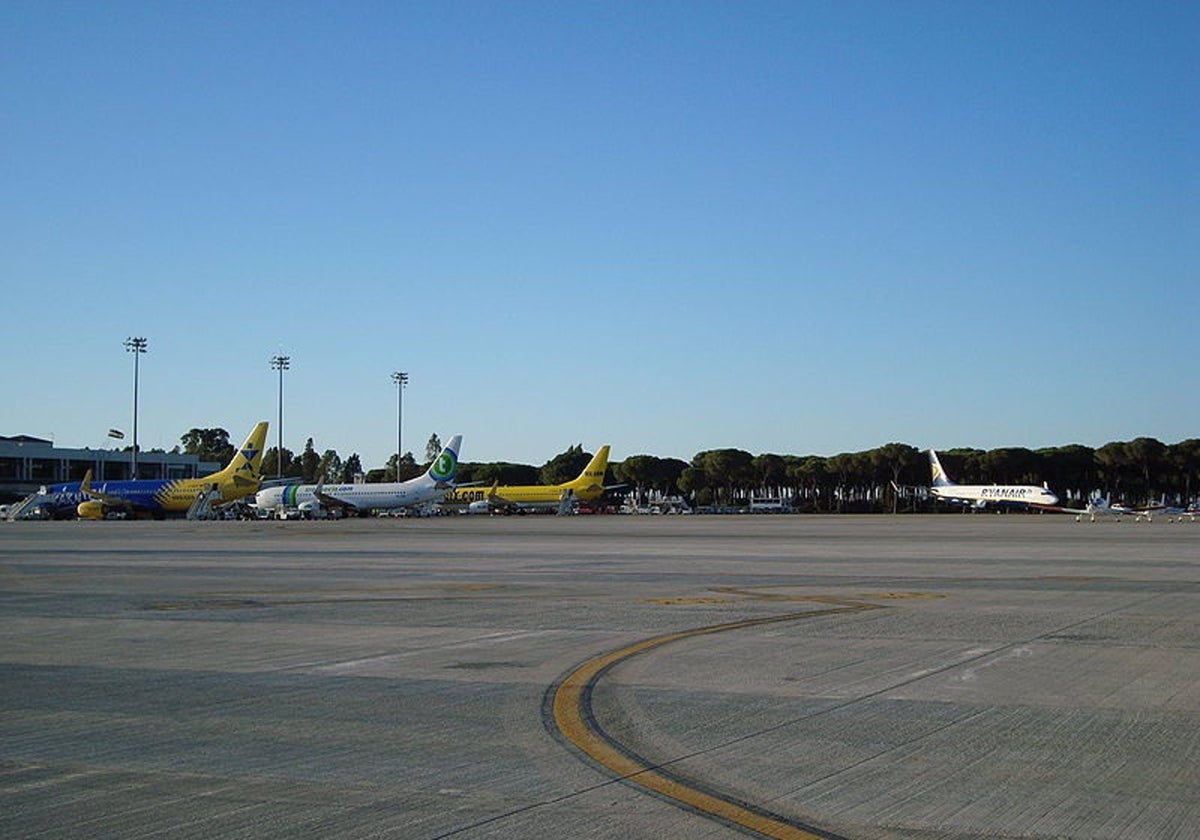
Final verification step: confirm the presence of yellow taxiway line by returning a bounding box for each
[550,601,880,839]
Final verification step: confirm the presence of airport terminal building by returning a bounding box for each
[0,435,219,497]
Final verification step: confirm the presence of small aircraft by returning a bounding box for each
[1132,496,1196,522]
[928,449,1059,511]
[445,445,616,515]
[46,422,269,520]
[1066,495,1132,522]
[254,435,463,518]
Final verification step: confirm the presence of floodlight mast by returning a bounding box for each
[270,355,291,480]
[124,337,148,477]
[392,371,408,480]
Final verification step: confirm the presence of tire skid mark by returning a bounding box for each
[549,600,881,840]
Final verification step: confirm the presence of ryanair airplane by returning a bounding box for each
[47,422,268,519]
[928,449,1059,510]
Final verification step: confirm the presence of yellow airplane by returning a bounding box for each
[444,445,614,514]
[58,421,269,519]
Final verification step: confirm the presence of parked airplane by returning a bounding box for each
[928,449,1059,510]
[1132,496,1195,522]
[254,434,463,518]
[445,445,614,514]
[46,421,269,520]
[1068,495,1131,522]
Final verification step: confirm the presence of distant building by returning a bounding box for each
[0,435,219,497]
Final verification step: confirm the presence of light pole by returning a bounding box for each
[270,355,290,479]
[124,337,147,478]
[392,371,408,480]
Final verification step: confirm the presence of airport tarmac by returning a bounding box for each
[1,515,1197,840]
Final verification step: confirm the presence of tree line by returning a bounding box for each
[178,429,1200,512]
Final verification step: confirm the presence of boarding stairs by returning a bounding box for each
[186,487,221,520]
[5,490,54,520]
[556,489,576,516]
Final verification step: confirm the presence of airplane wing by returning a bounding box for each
[1035,498,1120,519]
[79,470,138,511]
[312,487,360,514]
[485,491,519,508]
[479,482,527,511]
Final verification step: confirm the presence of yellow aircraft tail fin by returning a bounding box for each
[210,422,269,485]
[565,445,610,490]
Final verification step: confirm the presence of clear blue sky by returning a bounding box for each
[3,1,1196,468]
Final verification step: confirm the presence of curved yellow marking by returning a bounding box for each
[645,589,941,607]
[551,603,879,839]
[645,596,740,605]
[710,586,944,603]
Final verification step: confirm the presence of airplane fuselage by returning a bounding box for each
[931,484,1059,507]
[46,477,228,514]
[444,477,605,507]
[256,479,446,513]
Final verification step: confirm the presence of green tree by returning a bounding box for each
[1036,445,1095,503]
[1166,440,1200,503]
[541,445,590,485]
[825,452,862,512]
[385,452,419,482]
[317,449,342,484]
[339,453,363,483]
[425,434,442,463]
[261,446,298,479]
[1095,442,1130,499]
[616,455,657,502]
[677,465,715,506]
[872,443,921,513]
[457,462,540,485]
[940,449,986,485]
[785,455,828,511]
[180,428,234,465]
[751,453,787,495]
[658,458,689,496]
[983,447,1039,485]
[1125,437,1166,500]
[300,438,321,482]
[616,455,685,503]
[694,449,754,505]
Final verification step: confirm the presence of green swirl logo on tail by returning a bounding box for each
[430,448,457,482]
